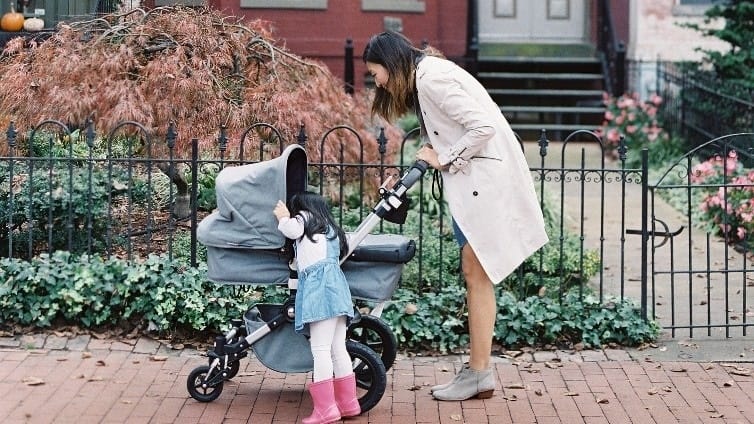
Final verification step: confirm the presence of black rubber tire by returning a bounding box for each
[346,340,387,414]
[347,315,398,371]
[187,365,224,402]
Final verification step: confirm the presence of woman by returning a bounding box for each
[363,31,548,401]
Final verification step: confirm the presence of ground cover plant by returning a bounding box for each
[0,187,659,354]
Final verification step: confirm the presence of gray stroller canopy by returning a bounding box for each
[197,144,308,250]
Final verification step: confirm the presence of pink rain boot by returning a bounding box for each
[303,379,341,424]
[333,373,361,417]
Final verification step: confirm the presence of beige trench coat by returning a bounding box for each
[415,56,548,284]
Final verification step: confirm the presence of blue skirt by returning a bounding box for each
[295,258,354,334]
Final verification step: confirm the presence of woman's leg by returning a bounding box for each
[309,317,338,381]
[462,243,496,371]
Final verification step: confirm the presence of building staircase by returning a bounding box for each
[476,44,607,142]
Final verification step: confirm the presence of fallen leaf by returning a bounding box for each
[96,360,106,366]
[723,380,734,387]
[596,397,609,404]
[730,368,751,376]
[22,377,45,386]
[56,358,68,362]
[710,413,724,418]
[81,352,92,359]
[502,394,518,401]
[449,414,462,421]
[505,383,525,389]
[669,366,687,372]
[662,386,673,392]
[407,385,421,391]
[150,355,168,362]
[648,387,659,395]
[534,389,543,396]
[564,392,579,396]
[87,376,103,382]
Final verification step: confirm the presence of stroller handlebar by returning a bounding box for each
[343,159,430,261]
[397,160,429,191]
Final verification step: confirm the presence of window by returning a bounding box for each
[240,0,327,9]
[154,0,204,5]
[361,0,425,13]
[673,0,716,16]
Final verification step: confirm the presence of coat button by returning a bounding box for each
[433,130,439,135]
[473,191,478,196]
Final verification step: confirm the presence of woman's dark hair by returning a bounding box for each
[362,31,424,122]
[288,191,349,258]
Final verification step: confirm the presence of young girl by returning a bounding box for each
[363,31,548,401]
[273,192,360,424]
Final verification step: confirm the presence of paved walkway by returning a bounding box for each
[1,334,754,423]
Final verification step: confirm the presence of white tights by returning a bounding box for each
[309,315,351,382]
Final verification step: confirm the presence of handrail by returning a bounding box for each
[598,0,626,96]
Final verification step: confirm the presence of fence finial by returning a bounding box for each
[377,127,387,155]
[166,121,177,149]
[217,125,227,153]
[6,121,16,148]
[618,135,627,162]
[538,129,549,158]
[297,124,307,147]
[86,119,95,147]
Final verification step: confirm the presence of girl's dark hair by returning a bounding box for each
[363,31,443,122]
[288,191,349,259]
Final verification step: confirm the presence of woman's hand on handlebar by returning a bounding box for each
[416,145,442,170]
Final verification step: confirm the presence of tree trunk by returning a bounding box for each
[155,161,191,219]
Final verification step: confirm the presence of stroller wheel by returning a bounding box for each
[225,359,241,380]
[187,365,224,402]
[347,315,397,371]
[346,340,386,414]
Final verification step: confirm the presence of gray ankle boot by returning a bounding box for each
[431,366,494,401]
[430,366,465,393]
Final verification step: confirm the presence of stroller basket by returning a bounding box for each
[244,303,312,373]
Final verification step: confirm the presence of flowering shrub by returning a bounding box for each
[597,92,674,166]
[690,150,754,244]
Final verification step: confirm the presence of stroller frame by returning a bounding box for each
[186,144,429,414]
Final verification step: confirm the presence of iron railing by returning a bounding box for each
[1,122,644,304]
[6,120,754,337]
[656,61,754,155]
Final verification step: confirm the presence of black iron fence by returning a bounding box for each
[656,61,754,156]
[1,120,646,305]
[6,119,754,337]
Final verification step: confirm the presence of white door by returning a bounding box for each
[479,0,587,43]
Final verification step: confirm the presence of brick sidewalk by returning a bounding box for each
[2,335,754,423]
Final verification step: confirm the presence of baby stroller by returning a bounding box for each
[187,144,428,413]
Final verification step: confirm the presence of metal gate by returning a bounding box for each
[641,133,754,338]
